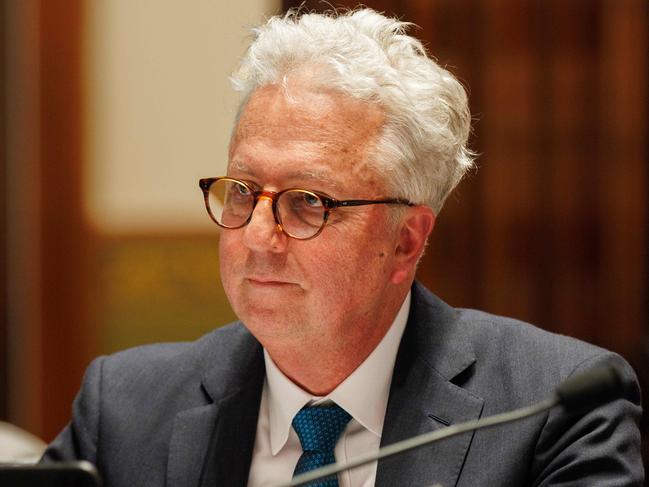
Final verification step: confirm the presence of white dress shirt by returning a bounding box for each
[247,292,411,487]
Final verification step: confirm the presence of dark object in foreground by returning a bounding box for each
[0,460,102,487]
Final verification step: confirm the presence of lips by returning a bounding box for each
[246,277,295,286]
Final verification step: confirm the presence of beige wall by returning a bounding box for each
[84,0,281,233]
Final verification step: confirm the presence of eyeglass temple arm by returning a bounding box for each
[336,198,414,208]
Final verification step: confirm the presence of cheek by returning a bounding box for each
[218,233,241,284]
[307,235,388,291]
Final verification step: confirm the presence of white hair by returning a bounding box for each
[231,8,475,214]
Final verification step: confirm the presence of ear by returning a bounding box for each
[390,206,436,284]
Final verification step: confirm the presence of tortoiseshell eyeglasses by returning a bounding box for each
[199,177,414,240]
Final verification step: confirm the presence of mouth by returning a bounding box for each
[246,277,295,287]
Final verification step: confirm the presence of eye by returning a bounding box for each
[227,181,252,198]
[236,184,251,196]
[302,192,323,208]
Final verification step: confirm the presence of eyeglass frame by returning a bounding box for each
[199,176,415,240]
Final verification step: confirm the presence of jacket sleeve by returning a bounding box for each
[40,356,105,466]
[531,352,644,486]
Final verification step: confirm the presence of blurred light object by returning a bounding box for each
[84,0,280,233]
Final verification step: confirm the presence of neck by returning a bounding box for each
[270,346,370,396]
[265,287,409,396]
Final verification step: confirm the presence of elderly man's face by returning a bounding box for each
[219,81,408,363]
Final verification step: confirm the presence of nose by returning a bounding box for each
[241,196,288,253]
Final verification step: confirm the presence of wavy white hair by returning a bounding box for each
[231,8,475,214]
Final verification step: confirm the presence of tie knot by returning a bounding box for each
[292,405,352,452]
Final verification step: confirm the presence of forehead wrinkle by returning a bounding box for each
[230,131,381,186]
[228,159,343,192]
[235,117,374,159]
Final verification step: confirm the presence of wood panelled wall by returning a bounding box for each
[38,0,92,442]
[0,0,7,421]
[284,0,648,358]
[2,0,92,440]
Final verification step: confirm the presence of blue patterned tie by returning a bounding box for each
[291,405,352,487]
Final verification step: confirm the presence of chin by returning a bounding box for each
[240,299,305,329]
[239,304,289,328]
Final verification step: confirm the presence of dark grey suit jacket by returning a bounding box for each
[43,283,644,486]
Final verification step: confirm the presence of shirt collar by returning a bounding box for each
[264,292,411,455]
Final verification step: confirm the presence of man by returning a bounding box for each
[43,8,643,487]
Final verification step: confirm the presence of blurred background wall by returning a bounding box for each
[2,0,280,442]
[1,0,647,467]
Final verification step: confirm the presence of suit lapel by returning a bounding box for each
[166,402,221,487]
[199,378,264,487]
[376,283,485,487]
[166,327,265,487]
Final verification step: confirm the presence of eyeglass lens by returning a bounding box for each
[207,179,326,239]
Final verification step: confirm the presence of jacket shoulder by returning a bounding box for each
[410,282,637,403]
[91,322,258,408]
[100,321,251,373]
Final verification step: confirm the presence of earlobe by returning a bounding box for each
[390,207,436,284]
